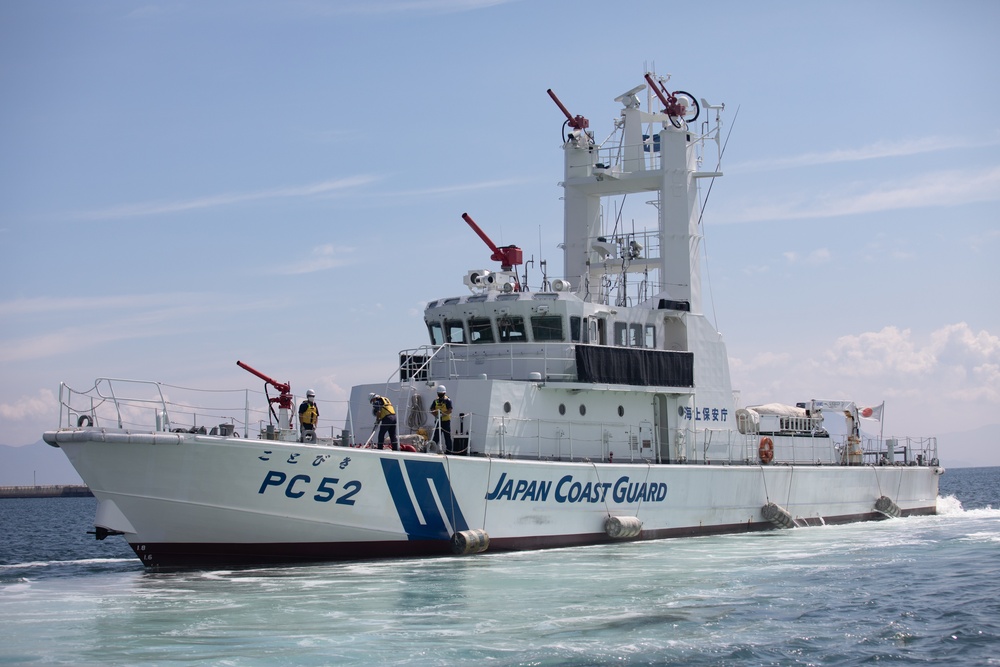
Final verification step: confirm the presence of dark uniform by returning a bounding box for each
[370,394,399,450]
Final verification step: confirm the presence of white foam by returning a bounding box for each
[960,531,1000,544]
[0,557,135,572]
[936,494,965,515]
[937,494,1000,517]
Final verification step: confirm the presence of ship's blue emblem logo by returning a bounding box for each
[380,459,469,540]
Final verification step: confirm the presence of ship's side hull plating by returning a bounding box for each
[52,431,940,568]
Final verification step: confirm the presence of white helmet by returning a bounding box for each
[437,385,447,394]
[369,392,377,401]
[306,389,316,398]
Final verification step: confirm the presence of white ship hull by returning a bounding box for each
[47,429,940,568]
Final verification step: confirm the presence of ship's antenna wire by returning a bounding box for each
[697,105,738,228]
[699,105,739,331]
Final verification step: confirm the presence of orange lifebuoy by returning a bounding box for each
[758,436,774,464]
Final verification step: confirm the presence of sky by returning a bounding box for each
[1,1,998,463]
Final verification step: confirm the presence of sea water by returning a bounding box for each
[1,468,998,666]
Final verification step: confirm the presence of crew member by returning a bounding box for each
[369,393,399,451]
[430,385,454,453]
[298,389,319,441]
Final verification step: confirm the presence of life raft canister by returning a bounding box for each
[758,436,774,464]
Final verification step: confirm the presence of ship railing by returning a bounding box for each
[574,124,719,181]
[54,378,350,441]
[694,427,754,463]
[686,427,826,464]
[56,379,167,431]
[397,343,578,382]
[452,414,819,465]
[394,344,450,382]
[699,428,868,465]
[703,429,942,466]
[470,413,659,463]
[574,141,666,177]
[861,435,939,466]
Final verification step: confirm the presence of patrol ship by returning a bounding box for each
[44,72,942,568]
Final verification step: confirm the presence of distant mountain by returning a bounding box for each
[935,424,1000,469]
[0,440,84,486]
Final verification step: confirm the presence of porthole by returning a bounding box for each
[677,406,685,417]
[503,401,511,414]
[558,403,566,416]
[579,404,586,416]
[618,405,625,417]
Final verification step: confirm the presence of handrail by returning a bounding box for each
[54,378,348,440]
[426,410,939,467]
[395,343,579,384]
[54,377,939,467]
[94,378,168,430]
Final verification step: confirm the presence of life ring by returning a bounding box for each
[77,414,93,428]
[758,436,774,464]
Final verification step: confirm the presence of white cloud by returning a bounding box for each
[60,175,523,223]
[826,326,938,376]
[783,248,831,265]
[0,293,206,317]
[272,244,358,275]
[730,350,792,373]
[391,178,531,198]
[730,323,1000,435]
[968,228,1000,253]
[717,167,1000,224]
[0,294,280,362]
[741,264,770,276]
[68,175,379,222]
[0,389,56,422]
[0,317,191,364]
[930,323,1000,375]
[730,135,1000,173]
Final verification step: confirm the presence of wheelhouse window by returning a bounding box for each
[530,315,564,342]
[590,318,602,345]
[570,316,585,343]
[445,319,466,344]
[629,323,641,347]
[427,321,444,345]
[468,317,495,344]
[614,322,628,346]
[644,324,656,349]
[614,322,643,347]
[498,316,526,342]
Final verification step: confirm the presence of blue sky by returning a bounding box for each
[2,1,998,462]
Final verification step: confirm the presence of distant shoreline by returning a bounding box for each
[0,485,93,499]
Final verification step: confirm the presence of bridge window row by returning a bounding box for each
[428,315,657,349]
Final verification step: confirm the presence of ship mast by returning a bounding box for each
[552,74,721,312]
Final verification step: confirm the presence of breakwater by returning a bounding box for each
[0,485,93,499]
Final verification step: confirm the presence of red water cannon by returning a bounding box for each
[547,88,589,130]
[644,73,700,128]
[462,212,523,290]
[237,360,293,411]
